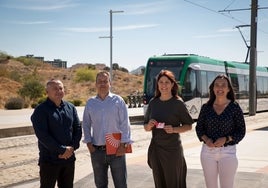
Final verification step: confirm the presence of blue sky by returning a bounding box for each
[0,0,267,71]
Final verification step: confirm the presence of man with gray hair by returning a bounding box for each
[31,79,82,188]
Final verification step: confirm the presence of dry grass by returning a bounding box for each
[0,60,144,109]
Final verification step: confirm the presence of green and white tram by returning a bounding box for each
[143,54,268,119]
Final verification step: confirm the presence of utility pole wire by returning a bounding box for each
[184,0,268,34]
[219,5,268,34]
[184,0,263,116]
[183,0,247,24]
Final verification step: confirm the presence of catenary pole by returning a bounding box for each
[249,0,258,116]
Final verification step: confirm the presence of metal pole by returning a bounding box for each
[109,10,123,87]
[249,0,258,116]
[109,10,113,82]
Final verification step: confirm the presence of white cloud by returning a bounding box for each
[1,0,78,11]
[61,24,159,33]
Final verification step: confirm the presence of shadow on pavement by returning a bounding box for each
[255,126,268,131]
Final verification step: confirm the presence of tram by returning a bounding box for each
[143,54,268,119]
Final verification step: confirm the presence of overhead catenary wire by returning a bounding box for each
[184,0,268,34]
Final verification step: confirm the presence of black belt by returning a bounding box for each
[93,145,106,150]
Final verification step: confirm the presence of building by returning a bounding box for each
[24,54,67,68]
[45,59,67,68]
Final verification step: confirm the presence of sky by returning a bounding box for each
[0,0,268,71]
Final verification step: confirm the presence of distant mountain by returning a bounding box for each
[130,66,145,75]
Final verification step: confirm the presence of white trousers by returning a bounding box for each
[200,144,238,188]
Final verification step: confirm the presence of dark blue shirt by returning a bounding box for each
[195,102,246,145]
[31,98,82,164]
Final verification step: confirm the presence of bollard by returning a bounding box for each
[127,94,143,108]
[127,95,132,108]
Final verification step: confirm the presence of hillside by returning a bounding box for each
[0,59,144,109]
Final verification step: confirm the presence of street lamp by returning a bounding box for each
[99,9,124,87]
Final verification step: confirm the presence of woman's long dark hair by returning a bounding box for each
[154,70,179,99]
[207,74,235,106]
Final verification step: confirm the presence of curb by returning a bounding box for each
[0,126,34,138]
[0,115,144,138]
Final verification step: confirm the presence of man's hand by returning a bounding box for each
[58,146,74,159]
[116,143,126,156]
[86,143,96,153]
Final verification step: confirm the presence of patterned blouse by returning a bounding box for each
[195,101,246,145]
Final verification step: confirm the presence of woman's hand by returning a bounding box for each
[205,138,215,147]
[202,136,215,147]
[144,119,157,131]
[163,125,174,134]
[214,137,227,147]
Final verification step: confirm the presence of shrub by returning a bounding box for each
[5,97,25,109]
[137,80,142,85]
[75,68,97,82]
[37,97,47,104]
[31,96,47,108]
[69,99,82,106]
[15,57,42,66]
[119,67,129,73]
[18,80,45,100]
[0,51,11,62]
[122,96,128,104]
[31,103,38,109]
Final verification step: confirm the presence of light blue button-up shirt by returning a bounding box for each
[82,92,132,145]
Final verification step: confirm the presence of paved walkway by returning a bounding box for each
[72,112,268,188]
[1,109,268,188]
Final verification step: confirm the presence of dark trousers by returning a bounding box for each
[39,162,75,188]
[148,145,187,188]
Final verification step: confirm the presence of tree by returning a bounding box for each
[18,80,45,101]
[113,63,119,70]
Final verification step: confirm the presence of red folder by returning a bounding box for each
[105,133,132,155]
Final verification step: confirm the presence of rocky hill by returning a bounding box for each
[0,59,144,109]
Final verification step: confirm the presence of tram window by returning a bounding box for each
[207,72,216,86]
[183,69,197,100]
[200,71,208,97]
[264,77,268,97]
[257,77,264,97]
[200,71,227,98]
[237,75,249,99]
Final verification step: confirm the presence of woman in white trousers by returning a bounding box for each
[196,74,246,188]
